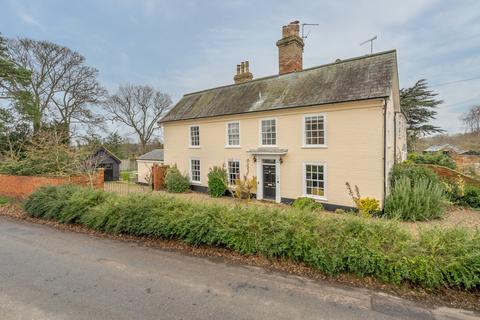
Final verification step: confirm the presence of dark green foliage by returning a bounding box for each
[384,177,445,221]
[0,196,9,205]
[23,185,78,219]
[400,79,444,150]
[207,166,227,197]
[165,165,190,193]
[462,186,480,209]
[58,187,108,223]
[292,197,324,211]
[408,152,457,169]
[390,163,441,188]
[23,185,480,290]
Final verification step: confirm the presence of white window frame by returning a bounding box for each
[302,114,327,148]
[226,159,241,186]
[189,125,200,148]
[302,162,327,201]
[225,121,241,148]
[259,118,277,147]
[189,157,201,184]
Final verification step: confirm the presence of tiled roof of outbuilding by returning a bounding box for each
[161,50,397,123]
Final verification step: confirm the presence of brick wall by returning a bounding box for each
[152,165,169,191]
[0,169,104,199]
[450,154,480,175]
[422,164,480,187]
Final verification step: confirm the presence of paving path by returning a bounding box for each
[0,217,477,320]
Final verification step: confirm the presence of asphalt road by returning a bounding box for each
[0,217,477,320]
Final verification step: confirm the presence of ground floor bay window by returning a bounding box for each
[303,163,326,200]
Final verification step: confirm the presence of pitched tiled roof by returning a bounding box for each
[137,149,164,161]
[161,50,397,123]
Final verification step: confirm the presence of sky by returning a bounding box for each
[1,0,480,136]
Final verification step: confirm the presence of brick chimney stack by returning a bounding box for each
[276,21,304,74]
[234,60,253,84]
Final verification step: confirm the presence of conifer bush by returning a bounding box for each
[207,166,227,197]
[165,165,190,193]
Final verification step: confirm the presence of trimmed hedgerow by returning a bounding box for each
[23,185,480,290]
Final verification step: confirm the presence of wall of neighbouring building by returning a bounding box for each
[0,170,104,198]
[136,160,164,184]
[163,99,387,208]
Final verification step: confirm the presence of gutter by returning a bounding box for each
[382,98,388,209]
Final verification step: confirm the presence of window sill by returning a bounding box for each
[190,181,202,185]
[303,194,327,201]
[225,145,241,149]
[188,146,201,149]
[260,144,277,148]
[301,145,328,149]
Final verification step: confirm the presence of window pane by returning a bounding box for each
[227,160,240,185]
[261,119,276,145]
[305,164,325,198]
[191,159,200,182]
[304,116,325,145]
[227,122,240,146]
[190,126,200,146]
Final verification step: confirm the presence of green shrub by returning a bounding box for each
[356,198,380,217]
[0,196,9,206]
[23,185,480,290]
[207,166,227,197]
[384,177,446,221]
[390,163,441,188]
[120,171,131,182]
[408,152,457,169]
[292,197,324,211]
[165,165,190,193]
[23,184,78,220]
[59,187,109,223]
[461,185,480,209]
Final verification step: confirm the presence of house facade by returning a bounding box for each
[161,21,407,210]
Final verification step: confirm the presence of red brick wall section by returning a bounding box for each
[152,165,169,191]
[422,164,480,187]
[0,169,104,199]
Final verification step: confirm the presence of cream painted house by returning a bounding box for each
[160,21,407,210]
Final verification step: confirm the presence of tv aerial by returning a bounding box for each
[360,35,377,54]
[301,23,319,40]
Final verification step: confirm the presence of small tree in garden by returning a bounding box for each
[345,182,380,217]
[207,166,227,197]
[165,165,190,193]
[233,159,257,200]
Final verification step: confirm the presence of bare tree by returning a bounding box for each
[104,85,171,153]
[6,38,105,136]
[461,105,480,134]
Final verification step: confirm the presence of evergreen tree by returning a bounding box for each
[0,34,32,109]
[400,79,444,150]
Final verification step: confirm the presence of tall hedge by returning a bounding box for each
[23,185,480,290]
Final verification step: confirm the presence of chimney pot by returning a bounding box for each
[233,60,253,84]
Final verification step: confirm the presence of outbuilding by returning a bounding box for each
[93,147,122,181]
[136,149,164,184]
